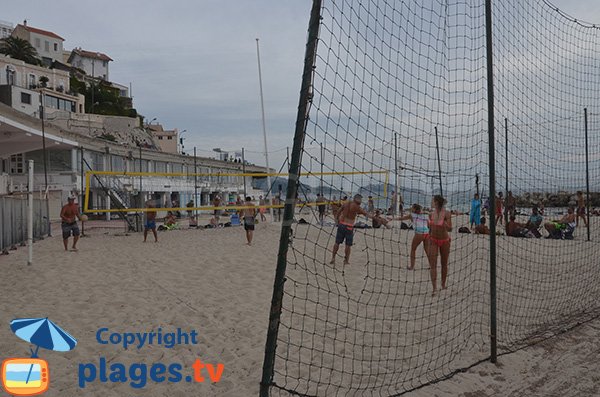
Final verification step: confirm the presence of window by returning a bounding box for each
[9,154,24,174]
[91,152,104,171]
[34,37,40,47]
[103,61,107,67]
[53,42,58,51]
[154,161,167,173]
[111,155,125,172]
[167,136,172,140]
[158,136,163,140]
[28,74,36,89]
[20,92,31,104]
[44,40,49,52]
[172,163,183,173]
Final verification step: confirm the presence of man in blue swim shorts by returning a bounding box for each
[330,194,373,265]
[144,200,158,242]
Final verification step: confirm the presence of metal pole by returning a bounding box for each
[476,173,480,197]
[27,160,33,265]
[194,147,198,217]
[394,133,399,215]
[504,117,509,226]
[80,147,85,236]
[434,126,443,197]
[320,142,324,195]
[584,108,591,242]
[485,0,498,364]
[242,148,247,197]
[39,92,51,237]
[256,38,274,221]
[260,0,322,394]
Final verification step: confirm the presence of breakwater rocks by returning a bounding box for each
[515,192,600,208]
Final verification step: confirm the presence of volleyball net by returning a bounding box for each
[82,169,390,213]
[260,1,600,396]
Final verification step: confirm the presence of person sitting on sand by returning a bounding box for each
[144,200,158,242]
[474,217,490,235]
[395,204,430,270]
[372,209,391,229]
[165,211,177,228]
[240,196,257,245]
[544,207,576,239]
[507,215,529,238]
[330,194,373,265]
[524,207,543,238]
[427,195,452,296]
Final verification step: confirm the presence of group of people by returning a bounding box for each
[469,191,589,239]
[329,194,451,296]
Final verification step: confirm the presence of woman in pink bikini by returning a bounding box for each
[427,195,452,296]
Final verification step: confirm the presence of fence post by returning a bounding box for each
[485,0,498,363]
[584,108,591,242]
[28,160,34,265]
[259,0,322,394]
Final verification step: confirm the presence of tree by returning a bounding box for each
[0,36,42,66]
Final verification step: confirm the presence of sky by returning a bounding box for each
[3,0,600,172]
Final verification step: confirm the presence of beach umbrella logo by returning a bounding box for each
[1,318,77,396]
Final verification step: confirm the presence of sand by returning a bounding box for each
[0,213,598,396]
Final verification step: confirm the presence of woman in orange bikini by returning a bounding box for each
[427,195,452,296]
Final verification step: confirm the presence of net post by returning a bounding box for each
[259,0,322,394]
[320,142,324,195]
[27,159,33,266]
[504,117,509,227]
[394,133,399,215]
[242,147,247,197]
[584,108,591,242]
[194,147,199,218]
[80,147,85,237]
[485,0,498,364]
[434,126,443,197]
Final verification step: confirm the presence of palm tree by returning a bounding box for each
[0,36,42,66]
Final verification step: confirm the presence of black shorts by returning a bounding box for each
[62,222,80,239]
[244,223,255,231]
[335,224,354,246]
[318,206,326,214]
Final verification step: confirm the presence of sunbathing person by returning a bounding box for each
[544,207,576,239]
[165,211,177,227]
[372,210,391,229]
[506,215,529,238]
[524,207,543,238]
[474,217,490,235]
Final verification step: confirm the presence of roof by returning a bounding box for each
[69,48,113,62]
[15,24,64,41]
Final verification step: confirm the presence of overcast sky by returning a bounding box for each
[3,1,599,170]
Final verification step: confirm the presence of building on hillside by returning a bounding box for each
[67,48,112,81]
[11,21,64,66]
[0,102,270,222]
[148,123,178,154]
[0,54,85,116]
[0,20,13,39]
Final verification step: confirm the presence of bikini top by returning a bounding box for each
[429,209,446,227]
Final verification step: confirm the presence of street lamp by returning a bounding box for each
[179,129,187,154]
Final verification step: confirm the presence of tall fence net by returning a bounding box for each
[262,0,600,396]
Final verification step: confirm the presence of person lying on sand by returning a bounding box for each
[372,210,392,229]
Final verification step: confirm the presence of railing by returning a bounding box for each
[0,195,49,252]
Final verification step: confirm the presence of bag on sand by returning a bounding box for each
[458,226,471,234]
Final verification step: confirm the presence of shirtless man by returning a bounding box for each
[544,207,576,239]
[144,200,158,242]
[330,194,372,265]
[576,191,588,227]
[213,194,222,223]
[240,196,257,245]
[60,196,81,251]
[316,194,327,225]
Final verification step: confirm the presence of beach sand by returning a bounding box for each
[0,214,598,396]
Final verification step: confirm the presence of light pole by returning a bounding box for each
[256,38,274,220]
[179,129,187,154]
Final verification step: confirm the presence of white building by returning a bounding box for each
[11,21,64,66]
[68,48,112,81]
[0,20,13,39]
[0,54,85,117]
